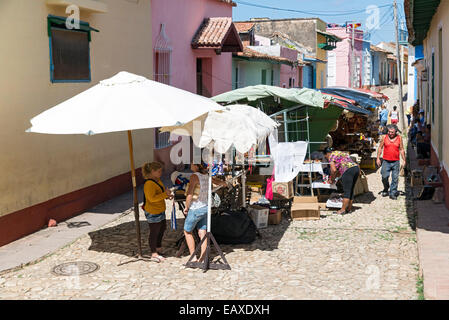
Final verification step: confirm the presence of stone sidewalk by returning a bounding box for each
[408,143,449,299]
[0,188,137,274]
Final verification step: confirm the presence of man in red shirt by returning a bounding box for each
[376,125,406,200]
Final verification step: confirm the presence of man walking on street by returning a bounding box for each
[376,125,406,200]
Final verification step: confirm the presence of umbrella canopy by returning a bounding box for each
[161,104,279,154]
[27,71,224,135]
[161,104,278,266]
[26,71,225,262]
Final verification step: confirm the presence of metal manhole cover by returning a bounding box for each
[51,261,100,276]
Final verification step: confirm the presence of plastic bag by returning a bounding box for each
[265,176,274,201]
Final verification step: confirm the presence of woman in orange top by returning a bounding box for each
[142,162,173,262]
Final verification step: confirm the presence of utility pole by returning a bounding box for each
[347,21,355,88]
[394,0,406,131]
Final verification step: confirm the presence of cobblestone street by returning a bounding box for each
[0,165,419,300]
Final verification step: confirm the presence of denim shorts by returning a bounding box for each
[184,206,208,233]
[145,211,166,224]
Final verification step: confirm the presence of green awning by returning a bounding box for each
[318,43,337,50]
[405,0,441,46]
[47,15,99,41]
[212,85,343,153]
[212,85,329,109]
[317,30,342,43]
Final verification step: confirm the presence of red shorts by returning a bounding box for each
[391,119,398,125]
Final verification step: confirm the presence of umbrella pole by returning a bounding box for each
[118,131,152,266]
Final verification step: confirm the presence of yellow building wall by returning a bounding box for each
[423,0,449,167]
[316,34,328,88]
[0,0,154,218]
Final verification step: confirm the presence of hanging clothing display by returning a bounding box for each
[271,141,308,182]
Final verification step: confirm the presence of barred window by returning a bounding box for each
[153,24,173,149]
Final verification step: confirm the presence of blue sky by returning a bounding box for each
[232,0,408,45]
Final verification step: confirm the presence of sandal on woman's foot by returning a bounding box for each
[333,210,346,215]
[151,255,166,263]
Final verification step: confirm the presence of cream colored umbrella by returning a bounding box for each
[27,71,224,262]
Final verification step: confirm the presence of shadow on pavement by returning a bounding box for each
[354,191,376,204]
[87,212,291,260]
[89,186,144,215]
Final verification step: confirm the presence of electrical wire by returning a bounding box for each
[235,1,392,17]
[365,6,395,41]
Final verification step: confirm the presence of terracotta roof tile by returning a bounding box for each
[192,17,233,48]
[216,0,237,6]
[234,47,296,66]
[234,22,255,33]
[370,45,392,54]
[387,54,397,61]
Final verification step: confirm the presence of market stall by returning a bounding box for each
[213,85,370,200]
[161,104,279,271]
[321,87,389,170]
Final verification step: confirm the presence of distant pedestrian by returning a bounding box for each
[406,105,413,127]
[376,125,406,200]
[419,110,425,126]
[379,105,389,128]
[390,106,399,125]
[142,161,173,262]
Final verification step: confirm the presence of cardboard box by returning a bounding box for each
[246,186,263,204]
[268,210,282,225]
[290,196,320,220]
[291,203,320,221]
[248,205,269,229]
[293,196,318,203]
[272,181,294,199]
[411,169,423,187]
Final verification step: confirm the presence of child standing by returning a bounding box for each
[142,162,173,262]
[390,106,399,125]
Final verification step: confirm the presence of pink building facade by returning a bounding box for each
[280,46,302,88]
[151,0,242,175]
[326,27,364,88]
[151,0,237,96]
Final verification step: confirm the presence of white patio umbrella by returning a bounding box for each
[27,71,224,261]
[161,104,278,270]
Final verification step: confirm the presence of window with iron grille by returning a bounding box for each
[153,24,173,149]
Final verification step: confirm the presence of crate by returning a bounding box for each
[272,181,294,200]
[268,210,282,225]
[248,205,269,229]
